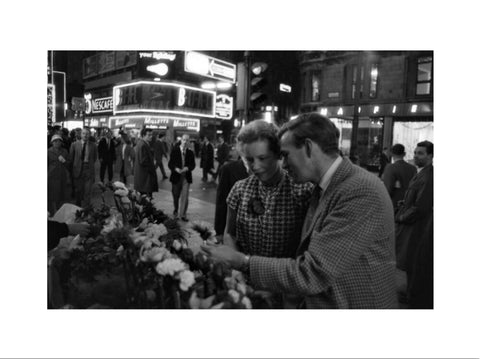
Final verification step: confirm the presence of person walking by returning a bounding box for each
[202,113,397,309]
[168,134,196,221]
[48,134,70,215]
[153,133,169,180]
[69,128,98,207]
[117,134,135,185]
[98,130,117,185]
[133,128,158,197]
[200,136,215,182]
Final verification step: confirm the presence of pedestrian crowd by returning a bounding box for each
[48,114,433,309]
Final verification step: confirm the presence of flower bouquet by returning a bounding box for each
[56,181,259,309]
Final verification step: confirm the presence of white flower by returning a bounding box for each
[137,217,149,230]
[189,292,215,309]
[121,196,131,204]
[131,231,148,246]
[145,223,168,241]
[116,245,124,254]
[114,188,129,197]
[113,181,127,189]
[241,296,252,309]
[172,240,182,251]
[178,270,195,291]
[236,283,247,295]
[101,215,119,234]
[228,289,240,303]
[224,276,236,290]
[155,258,186,276]
[140,246,169,263]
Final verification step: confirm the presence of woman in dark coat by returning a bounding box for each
[48,134,70,215]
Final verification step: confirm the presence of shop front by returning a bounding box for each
[316,101,433,168]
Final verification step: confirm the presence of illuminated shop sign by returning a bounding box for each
[139,51,176,61]
[110,115,200,132]
[215,94,233,119]
[47,84,55,123]
[113,81,216,118]
[184,51,236,83]
[173,118,200,132]
[84,94,113,114]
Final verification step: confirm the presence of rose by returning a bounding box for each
[178,270,195,291]
[140,246,169,263]
[145,223,168,241]
[113,181,128,190]
[114,188,129,197]
[155,258,186,276]
[248,197,265,215]
[172,240,182,251]
[228,289,240,303]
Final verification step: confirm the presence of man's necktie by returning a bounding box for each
[81,142,87,162]
[302,185,323,234]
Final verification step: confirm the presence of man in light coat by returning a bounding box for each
[202,113,397,309]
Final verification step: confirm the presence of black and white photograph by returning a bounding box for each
[1,0,479,358]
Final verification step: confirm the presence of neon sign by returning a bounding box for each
[184,51,236,83]
[215,94,233,119]
[84,94,113,114]
[139,52,176,61]
[113,81,216,118]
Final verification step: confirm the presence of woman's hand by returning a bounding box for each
[200,244,245,270]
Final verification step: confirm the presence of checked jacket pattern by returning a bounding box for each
[249,158,398,309]
[227,171,313,258]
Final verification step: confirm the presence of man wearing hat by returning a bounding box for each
[382,143,417,212]
[69,128,98,207]
[48,134,70,215]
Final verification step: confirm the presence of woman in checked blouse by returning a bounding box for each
[224,120,313,260]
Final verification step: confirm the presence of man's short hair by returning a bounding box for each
[237,120,280,156]
[391,144,406,156]
[278,112,339,155]
[417,140,433,156]
[140,127,153,137]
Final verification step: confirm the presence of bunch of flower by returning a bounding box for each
[64,181,258,309]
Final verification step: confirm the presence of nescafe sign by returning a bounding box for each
[85,94,113,114]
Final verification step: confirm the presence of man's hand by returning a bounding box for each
[67,223,91,237]
[200,244,245,270]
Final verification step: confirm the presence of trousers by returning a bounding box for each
[172,176,190,217]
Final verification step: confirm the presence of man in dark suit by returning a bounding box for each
[133,128,158,197]
[382,143,417,212]
[69,128,98,207]
[168,134,196,221]
[98,130,117,184]
[202,113,397,308]
[395,141,433,307]
[200,136,215,182]
[153,133,169,180]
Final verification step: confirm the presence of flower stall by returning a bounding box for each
[48,182,271,309]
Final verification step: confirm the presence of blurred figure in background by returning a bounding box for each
[382,143,417,212]
[69,128,98,207]
[117,134,135,186]
[133,128,158,197]
[378,146,391,178]
[98,129,117,185]
[200,136,215,182]
[153,133,169,180]
[215,134,230,179]
[214,141,250,239]
[48,135,70,215]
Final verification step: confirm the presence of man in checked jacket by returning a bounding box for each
[202,113,397,309]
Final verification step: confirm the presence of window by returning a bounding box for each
[416,56,432,95]
[311,71,321,101]
[369,63,378,98]
[351,65,365,99]
[351,65,357,99]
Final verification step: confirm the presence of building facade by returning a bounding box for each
[298,51,433,167]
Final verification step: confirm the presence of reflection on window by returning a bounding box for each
[369,63,378,98]
[311,71,320,101]
[416,56,432,95]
